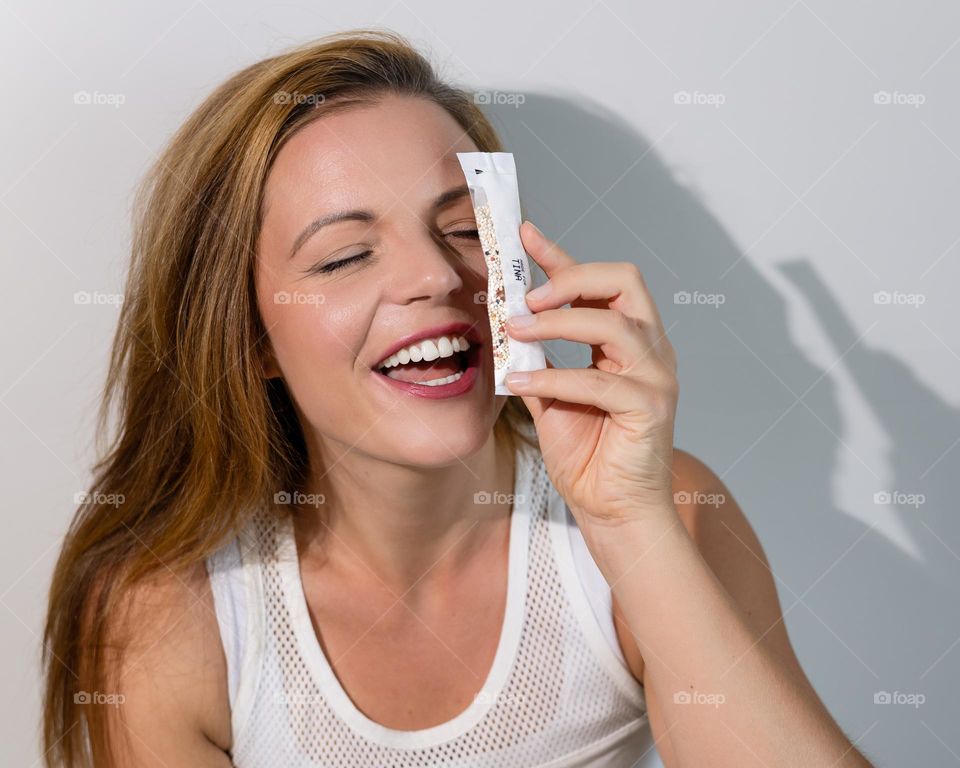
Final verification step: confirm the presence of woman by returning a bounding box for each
[42,29,874,767]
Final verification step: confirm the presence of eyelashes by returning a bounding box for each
[313,251,372,274]
[307,229,481,275]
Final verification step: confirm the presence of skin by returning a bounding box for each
[100,94,874,766]
[254,95,515,591]
[504,225,873,766]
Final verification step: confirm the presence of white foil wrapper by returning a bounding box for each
[456,152,546,395]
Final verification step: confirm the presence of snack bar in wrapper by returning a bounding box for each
[456,152,546,395]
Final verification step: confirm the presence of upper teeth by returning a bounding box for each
[378,335,471,370]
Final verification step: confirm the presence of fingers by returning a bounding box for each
[505,365,656,416]
[513,221,677,415]
[525,261,664,332]
[520,222,664,331]
[520,220,576,279]
[506,307,651,369]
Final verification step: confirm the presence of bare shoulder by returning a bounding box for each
[89,558,233,765]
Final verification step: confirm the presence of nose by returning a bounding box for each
[388,228,468,305]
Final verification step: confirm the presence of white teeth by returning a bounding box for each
[385,368,466,386]
[421,339,440,362]
[377,334,471,370]
[420,370,465,386]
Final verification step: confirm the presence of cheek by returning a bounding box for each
[263,300,372,435]
[269,301,366,377]
[255,259,371,379]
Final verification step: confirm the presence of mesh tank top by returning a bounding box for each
[207,436,650,767]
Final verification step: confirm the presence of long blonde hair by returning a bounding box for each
[41,29,536,766]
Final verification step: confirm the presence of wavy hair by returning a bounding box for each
[41,28,536,766]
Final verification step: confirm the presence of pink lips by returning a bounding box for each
[375,362,480,399]
[372,320,483,370]
[371,328,484,400]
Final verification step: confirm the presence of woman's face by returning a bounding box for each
[257,94,504,466]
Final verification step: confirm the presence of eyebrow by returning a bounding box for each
[288,184,472,260]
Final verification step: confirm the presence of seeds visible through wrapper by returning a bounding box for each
[475,202,510,374]
[457,150,546,395]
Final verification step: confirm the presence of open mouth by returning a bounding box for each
[375,337,482,388]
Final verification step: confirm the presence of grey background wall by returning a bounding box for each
[3,2,958,765]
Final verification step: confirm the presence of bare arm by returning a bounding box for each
[87,560,234,766]
[607,449,874,768]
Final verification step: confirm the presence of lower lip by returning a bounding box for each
[373,346,482,400]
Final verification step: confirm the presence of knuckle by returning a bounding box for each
[577,367,606,389]
[621,262,646,289]
[648,387,676,421]
[608,308,629,329]
[637,371,678,418]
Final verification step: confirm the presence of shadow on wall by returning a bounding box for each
[483,92,959,767]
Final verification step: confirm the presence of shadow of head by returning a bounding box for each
[481,90,960,765]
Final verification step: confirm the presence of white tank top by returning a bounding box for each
[206,436,649,767]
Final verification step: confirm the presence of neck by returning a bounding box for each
[293,429,516,593]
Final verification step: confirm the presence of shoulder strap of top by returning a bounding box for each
[547,485,646,708]
[566,505,628,666]
[515,420,628,667]
[206,535,246,710]
[206,519,266,743]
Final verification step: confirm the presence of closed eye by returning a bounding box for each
[446,229,480,241]
[309,251,372,275]
[309,230,478,275]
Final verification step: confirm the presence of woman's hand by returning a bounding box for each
[505,221,681,545]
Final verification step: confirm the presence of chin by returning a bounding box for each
[383,416,494,467]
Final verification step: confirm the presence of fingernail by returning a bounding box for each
[526,282,551,302]
[525,220,544,238]
[507,314,536,328]
[505,372,530,387]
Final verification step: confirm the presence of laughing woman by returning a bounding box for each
[42,29,874,768]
